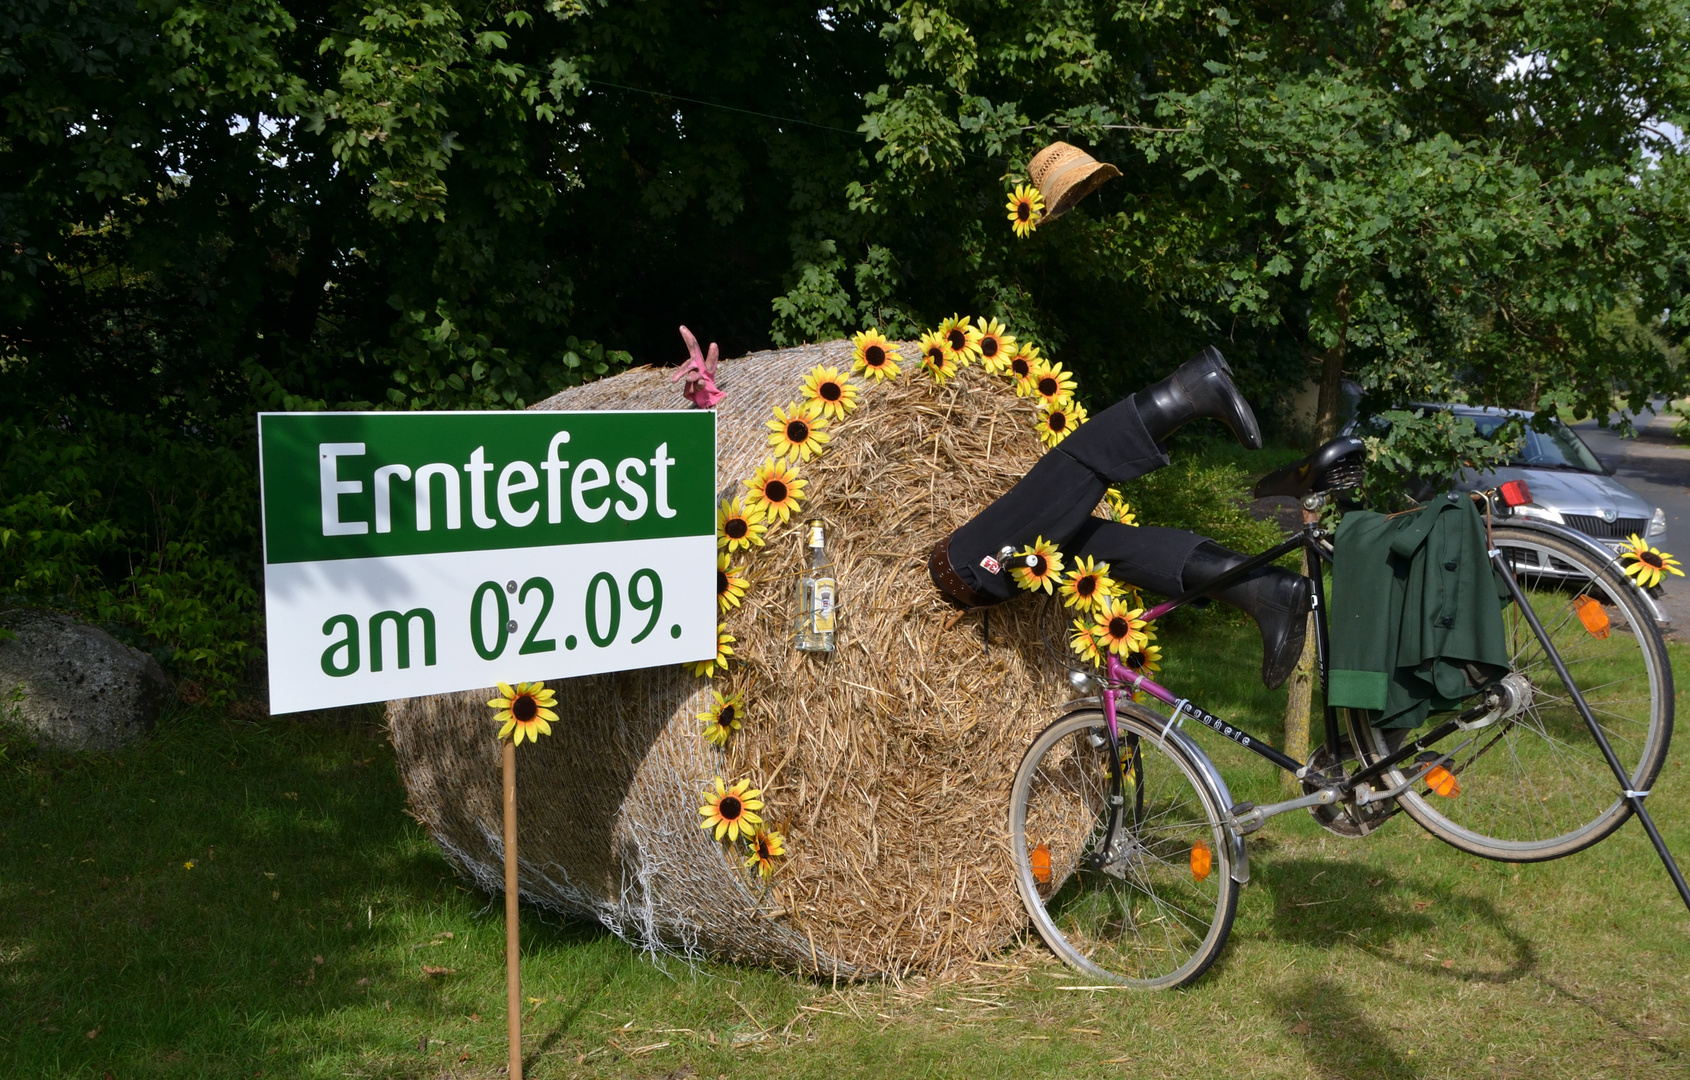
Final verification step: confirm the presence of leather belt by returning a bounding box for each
[928,540,993,610]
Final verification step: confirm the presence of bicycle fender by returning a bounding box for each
[1162,724,1251,886]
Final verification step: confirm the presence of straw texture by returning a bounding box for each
[387,340,1082,976]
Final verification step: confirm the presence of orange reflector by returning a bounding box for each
[1030,842,1052,885]
[1190,840,1213,881]
[1425,765,1461,798]
[1574,594,1611,639]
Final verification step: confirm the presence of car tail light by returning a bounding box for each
[1499,480,1533,507]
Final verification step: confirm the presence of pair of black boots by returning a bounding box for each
[929,348,1312,689]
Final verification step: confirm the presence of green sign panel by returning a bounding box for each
[258,410,717,714]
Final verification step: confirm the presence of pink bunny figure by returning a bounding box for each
[671,325,723,409]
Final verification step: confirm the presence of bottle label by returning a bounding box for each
[811,578,836,633]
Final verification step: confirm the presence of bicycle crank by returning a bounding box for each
[1302,742,1395,839]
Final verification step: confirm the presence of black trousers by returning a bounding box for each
[947,395,1210,604]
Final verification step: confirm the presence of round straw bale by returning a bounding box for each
[387,338,1083,976]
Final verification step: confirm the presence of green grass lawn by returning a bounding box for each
[3,618,1688,1079]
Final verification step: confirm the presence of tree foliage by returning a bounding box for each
[2,1,1686,690]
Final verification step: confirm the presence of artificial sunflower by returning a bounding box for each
[1031,360,1078,407]
[1104,487,1137,525]
[1007,183,1045,238]
[1010,535,1066,593]
[1092,598,1149,659]
[744,827,786,879]
[1036,399,1089,448]
[974,318,1018,374]
[766,401,831,461]
[1068,618,1103,665]
[685,623,736,678]
[1007,342,1044,396]
[918,330,959,386]
[1059,554,1120,613]
[935,314,981,368]
[1124,638,1164,678]
[698,689,746,747]
[1619,534,1685,589]
[744,458,807,525]
[851,328,903,382]
[718,552,749,613]
[717,496,767,553]
[801,365,860,420]
[699,776,765,842]
[488,681,559,746]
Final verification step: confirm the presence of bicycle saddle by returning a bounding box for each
[1252,436,1366,499]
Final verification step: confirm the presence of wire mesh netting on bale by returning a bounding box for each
[388,337,1090,977]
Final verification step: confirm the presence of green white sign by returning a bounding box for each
[258,410,717,714]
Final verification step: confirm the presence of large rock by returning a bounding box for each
[0,609,175,751]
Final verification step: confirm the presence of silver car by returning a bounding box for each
[1443,405,1668,557]
[1347,403,1668,555]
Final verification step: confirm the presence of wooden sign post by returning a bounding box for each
[504,737,521,1079]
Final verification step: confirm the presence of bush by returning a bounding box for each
[1114,452,1285,557]
[0,414,260,698]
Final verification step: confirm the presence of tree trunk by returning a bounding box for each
[1280,551,1318,792]
[1311,282,1353,444]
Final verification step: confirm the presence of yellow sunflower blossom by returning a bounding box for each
[801,365,860,420]
[1104,487,1137,525]
[1059,555,1120,613]
[699,776,764,842]
[1031,360,1077,407]
[851,328,903,382]
[717,553,749,613]
[1007,183,1045,238]
[767,401,831,461]
[745,827,786,879]
[1068,618,1103,665]
[744,458,806,525]
[488,681,559,746]
[1036,399,1088,447]
[698,689,746,747]
[974,318,1018,374]
[935,314,980,368]
[1092,598,1149,659]
[718,496,767,552]
[1007,342,1043,395]
[1010,535,1065,594]
[1124,638,1164,678]
[918,330,958,386]
[685,623,736,678]
[1620,534,1684,589]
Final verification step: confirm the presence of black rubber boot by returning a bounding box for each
[1132,346,1263,449]
[1181,541,1312,689]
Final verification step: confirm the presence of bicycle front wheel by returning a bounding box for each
[1009,706,1239,989]
[1351,523,1674,862]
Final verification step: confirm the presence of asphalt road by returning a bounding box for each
[1571,406,1690,640]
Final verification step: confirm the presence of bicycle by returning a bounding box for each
[1007,436,1679,988]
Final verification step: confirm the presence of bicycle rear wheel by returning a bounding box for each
[1009,705,1239,988]
[1350,524,1673,862]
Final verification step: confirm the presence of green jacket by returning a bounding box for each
[1327,495,1511,729]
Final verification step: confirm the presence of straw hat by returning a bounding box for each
[1028,141,1122,223]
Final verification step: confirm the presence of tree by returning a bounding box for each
[4,1,1686,689]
